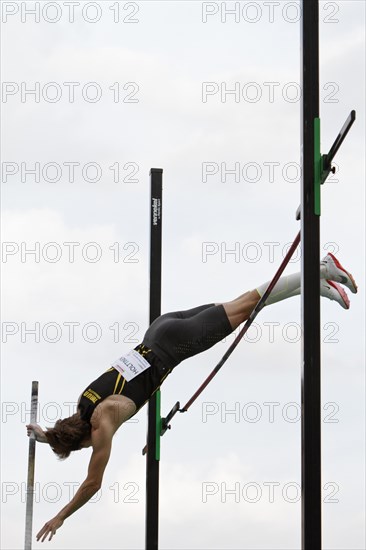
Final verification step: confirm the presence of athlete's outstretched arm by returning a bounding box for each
[36,421,114,542]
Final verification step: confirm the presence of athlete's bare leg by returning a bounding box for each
[220,289,260,330]
[219,250,358,329]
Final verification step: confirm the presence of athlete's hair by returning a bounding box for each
[45,414,91,459]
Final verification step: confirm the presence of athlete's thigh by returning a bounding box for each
[145,304,232,363]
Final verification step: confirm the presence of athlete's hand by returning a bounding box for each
[26,423,46,443]
[36,516,64,542]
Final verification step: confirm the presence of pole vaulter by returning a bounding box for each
[25,4,357,541]
[27,126,356,544]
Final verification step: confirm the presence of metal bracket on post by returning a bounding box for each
[160,401,180,437]
[321,110,356,184]
[295,109,356,221]
[142,401,181,456]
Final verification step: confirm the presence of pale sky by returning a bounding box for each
[1,1,365,549]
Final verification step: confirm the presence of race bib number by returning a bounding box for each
[112,349,151,382]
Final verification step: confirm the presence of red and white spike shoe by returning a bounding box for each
[320,279,350,309]
[321,252,358,294]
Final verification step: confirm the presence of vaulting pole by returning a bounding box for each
[301,1,322,548]
[24,381,39,550]
[145,168,163,550]
[180,231,301,413]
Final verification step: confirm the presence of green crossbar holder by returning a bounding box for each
[296,110,356,221]
[155,390,162,461]
[314,118,322,215]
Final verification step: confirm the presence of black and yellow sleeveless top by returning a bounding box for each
[77,345,171,424]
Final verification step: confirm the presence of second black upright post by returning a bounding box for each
[301,1,322,549]
[145,168,163,550]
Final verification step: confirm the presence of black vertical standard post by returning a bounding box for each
[301,1,322,549]
[145,168,163,550]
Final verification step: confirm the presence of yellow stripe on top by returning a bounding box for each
[113,373,122,394]
[118,378,126,395]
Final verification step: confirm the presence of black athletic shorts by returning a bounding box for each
[141,303,232,369]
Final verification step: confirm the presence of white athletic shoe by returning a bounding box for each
[320,279,350,310]
[321,253,358,294]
